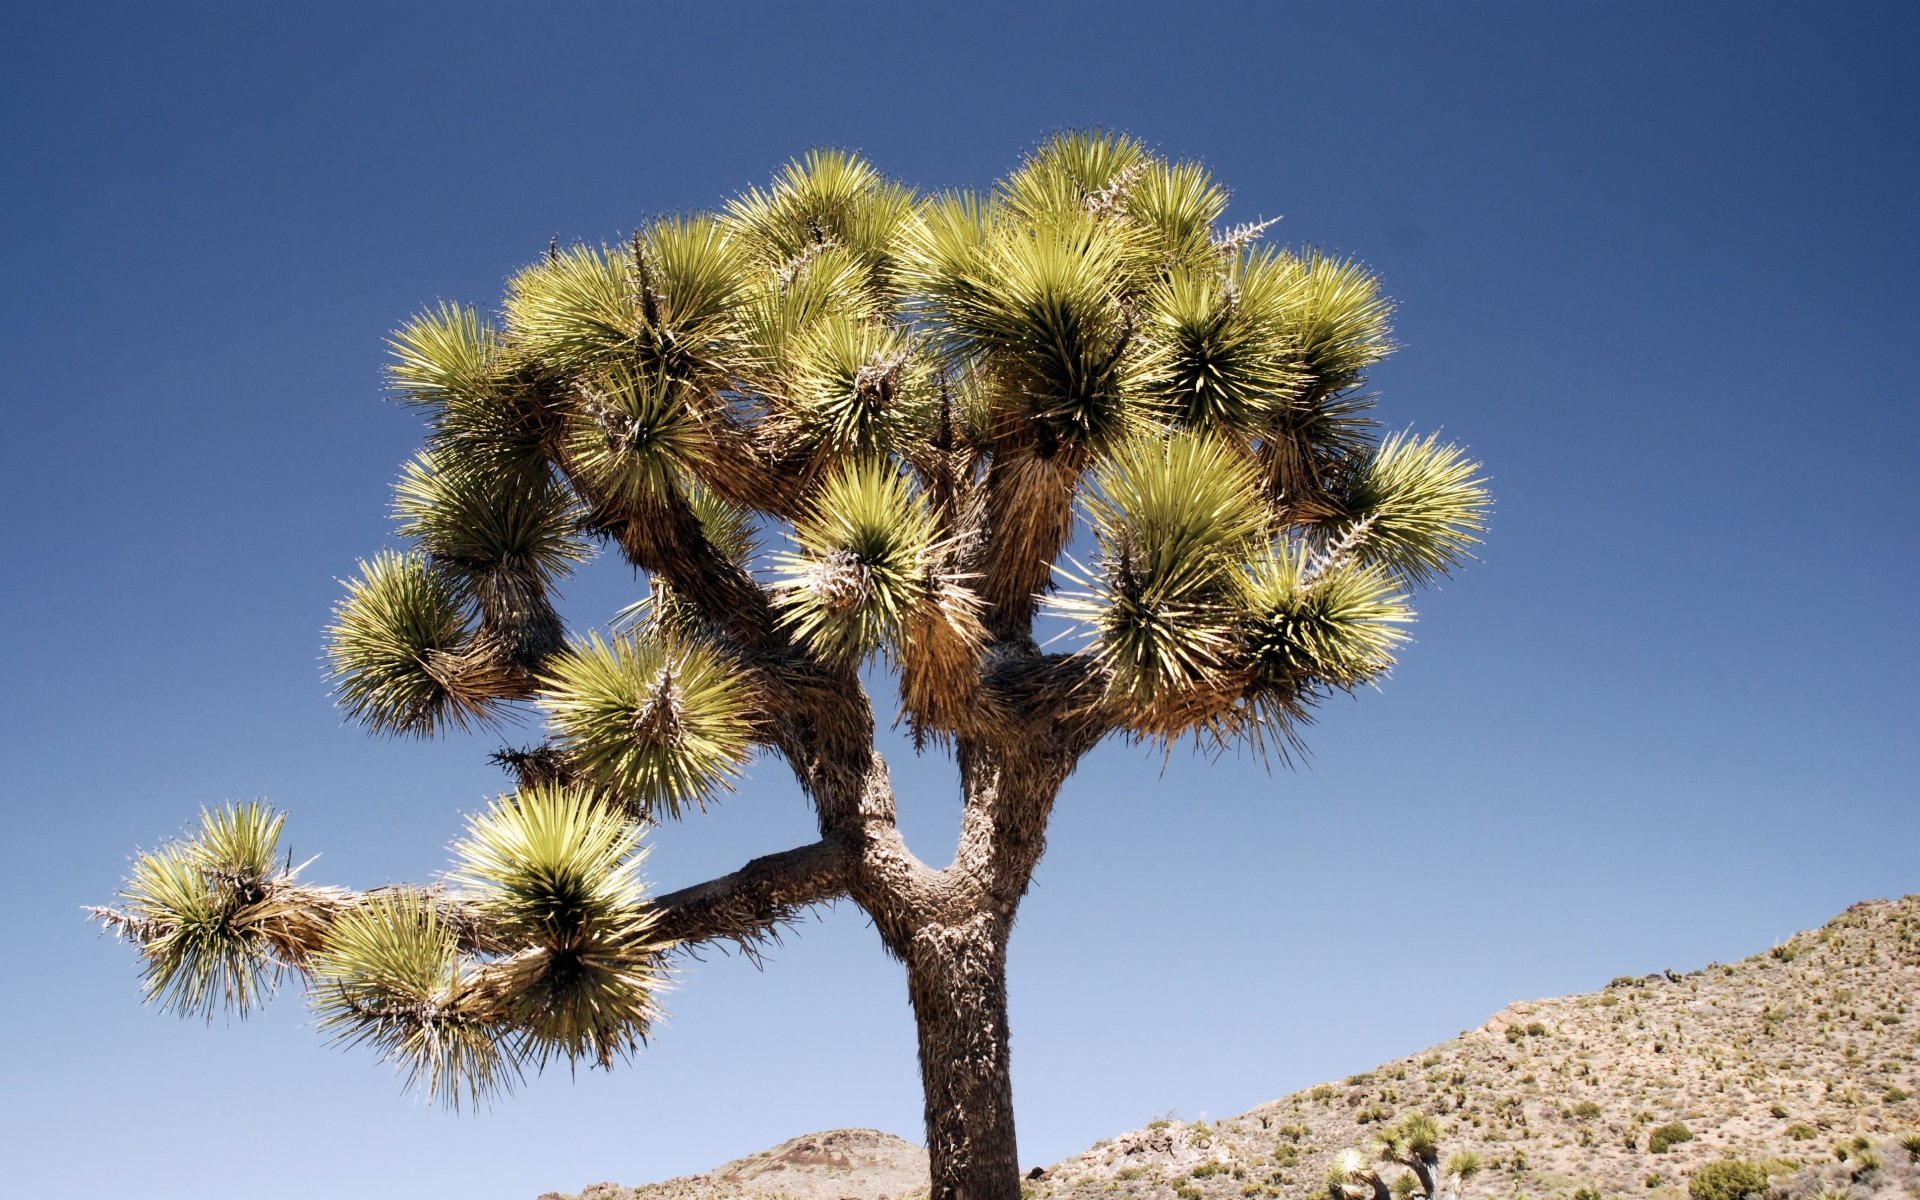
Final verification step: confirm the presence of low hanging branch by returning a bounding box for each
[97,133,1488,1200]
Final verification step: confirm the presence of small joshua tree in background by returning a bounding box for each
[93,132,1488,1200]
[1330,1116,1484,1200]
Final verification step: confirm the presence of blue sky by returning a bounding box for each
[3,4,1915,1198]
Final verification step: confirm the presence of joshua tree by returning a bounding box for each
[1330,1118,1482,1200]
[1379,1113,1445,1199]
[93,133,1487,1200]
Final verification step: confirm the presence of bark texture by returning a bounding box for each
[904,912,1020,1200]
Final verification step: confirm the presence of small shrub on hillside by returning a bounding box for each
[1900,1132,1920,1163]
[1648,1123,1695,1154]
[1687,1161,1768,1200]
[1573,1101,1604,1120]
[1785,1124,1818,1141]
[1846,1147,1882,1179]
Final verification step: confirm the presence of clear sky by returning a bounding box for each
[3,4,1915,1198]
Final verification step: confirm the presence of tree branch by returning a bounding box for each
[647,836,857,956]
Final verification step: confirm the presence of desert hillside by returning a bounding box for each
[545,896,1920,1200]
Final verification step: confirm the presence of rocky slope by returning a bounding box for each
[541,1129,929,1200]
[545,896,1920,1200]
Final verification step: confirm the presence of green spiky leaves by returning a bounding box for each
[1288,251,1394,401]
[1056,428,1426,749]
[98,803,331,1020]
[394,451,587,586]
[772,461,947,666]
[447,786,663,1068]
[1142,251,1306,433]
[1334,432,1489,584]
[1061,432,1267,725]
[119,790,671,1108]
[1239,544,1412,700]
[912,208,1147,451]
[537,633,756,818]
[308,892,510,1107]
[390,303,500,409]
[311,787,664,1105]
[562,362,706,511]
[326,550,507,735]
[726,149,916,297]
[781,314,935,461]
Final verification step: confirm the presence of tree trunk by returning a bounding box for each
[903,909,1021,1200]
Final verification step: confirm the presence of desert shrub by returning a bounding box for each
[1770,1104,1790,1119]
[1574,1101,1604,1120]
[1573,1187,1604,1200]
[1785,1124,1817,1141]
[1886,1086,1911,1102]
[1446,1151,1484,1182]
[1900,1132,1920,1163]
[1688,1161,1768,1200]
[1648,1123,1695,1154]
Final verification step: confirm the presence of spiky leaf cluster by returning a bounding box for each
[393,451,586,586]
[1239,544,1412,703]
[537,633,756,818]
[772,461,946,665]
[1332,432,1489,584]
[309,787,664,1103]
[107,803,296,1019]
[308,891,509,1107]
[1061,433,1266,716]
[446,786,663,1068]
[326,550,494,735]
